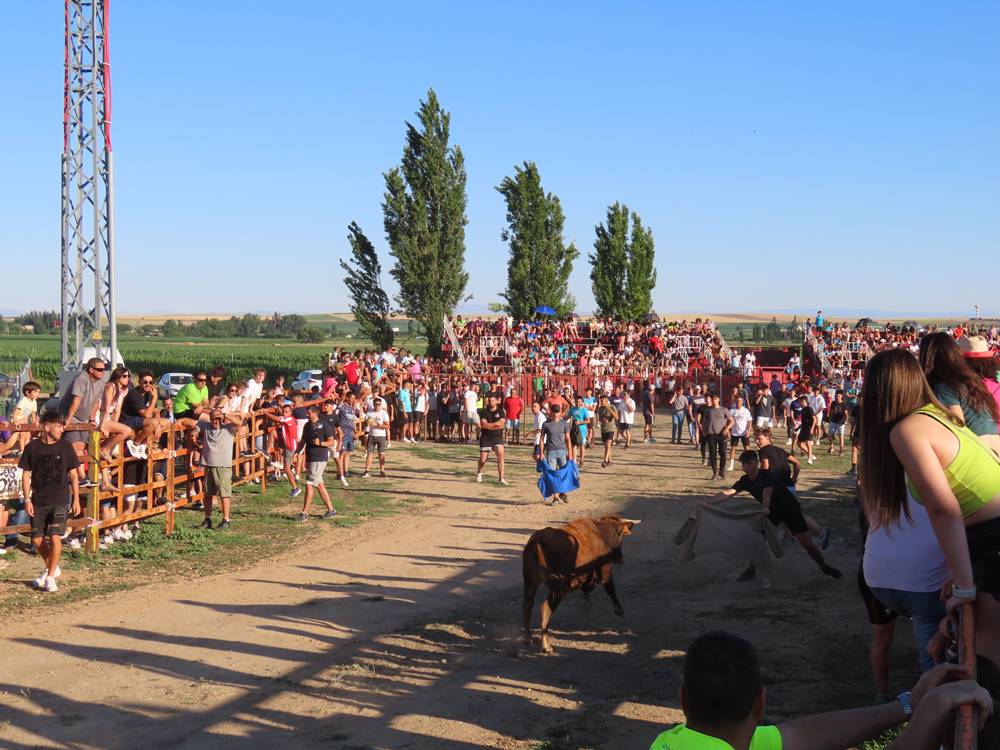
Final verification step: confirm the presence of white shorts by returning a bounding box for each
[754,417,772,428]
[829,423,846,437]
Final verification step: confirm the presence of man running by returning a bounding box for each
[569,395,590,466]
[797,394,816,464]
[596,393,619,468]
[476,393,507,485]
[20,412,80,592]
[539,403,571,505]
[708,450,840,581]
[754,426,830,547]
[703,394,734,480]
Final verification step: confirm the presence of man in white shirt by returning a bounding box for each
[727,396,754,472]
[808,387,827,441]
[620,391,637,449]
[245,367,265,408]
[461,382,480,442]
[362,397,391,478]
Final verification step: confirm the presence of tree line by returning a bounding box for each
[341,89,657,356]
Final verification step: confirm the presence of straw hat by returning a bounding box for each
[957,335,993,358]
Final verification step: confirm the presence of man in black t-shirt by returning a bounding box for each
[826,391,849,456]
[19,412,81,593]
[121,369,170,452]
[476,393,507,486]
[708,450,840,582]
[294,406,337,522]
[796,395,816,465]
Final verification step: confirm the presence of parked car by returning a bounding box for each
[158,372,193,400]
[291,369,324,393]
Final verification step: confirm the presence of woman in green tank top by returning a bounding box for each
[860,349,1000,670]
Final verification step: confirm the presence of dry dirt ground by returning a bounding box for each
[0,430,917,749]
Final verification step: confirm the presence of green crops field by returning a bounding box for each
[0,334,422,392]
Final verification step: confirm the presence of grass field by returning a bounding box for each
[0,468,415,611]
[0,333,429,392]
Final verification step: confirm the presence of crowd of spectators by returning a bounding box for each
[806,309,1000,381]
[447,315,732,379]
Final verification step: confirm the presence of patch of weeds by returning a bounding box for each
[863,727,902,749]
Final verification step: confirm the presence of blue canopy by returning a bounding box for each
[534,305,556,316]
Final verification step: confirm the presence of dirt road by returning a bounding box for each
[0,436,909,749]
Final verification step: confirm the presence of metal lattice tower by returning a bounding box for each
[61,0,117,367]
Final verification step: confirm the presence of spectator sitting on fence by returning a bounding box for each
[58,357,108,488]
[10,380,41,454]
[120,369,170,454]
[97,365,136,492]
[649,631,993,750]
[19,411,81,592]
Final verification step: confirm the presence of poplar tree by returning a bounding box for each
[589,202,656,319]
[383,89,468,356]
[497,161,578,319]
[340,222,394,351]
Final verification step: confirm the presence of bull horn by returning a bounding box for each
[620,518,642,524]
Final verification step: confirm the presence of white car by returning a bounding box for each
[291,369,324,393]
[158,372,193,400]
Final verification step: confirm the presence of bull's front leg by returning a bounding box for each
[539,590,564,654]
[601,568,624,616]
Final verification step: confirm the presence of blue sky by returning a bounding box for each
[3,2,998,317]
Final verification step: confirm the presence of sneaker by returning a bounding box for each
[361,472,371,478]
[0,547,5,556]
[216,520,231,531]
[296,512,308,522]
[847,465,857,475]
[199,517,213,530]
[727,460,734,472]
[45,566,62,579]
[101,533,114,545]
[819,528,831,550]
[785,439,792,446]
[340,476,349,488]
[821,565,842,580]
[710,473,718,481]
[189,501,203,510]
[499,479,509,486]
[120,527,133,541]
[379,471,387,478]
[736,564,757,582]
[68,537,82,550]
[643,438,650,444]
[290,487,302,498]
[322,509,338,519]
[44,577,58,593]
[33,573,48,589]
[558,493,569,504]
[807,457,815,465]
[475,473,483,483]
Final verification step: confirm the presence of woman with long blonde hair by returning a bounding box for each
[860,348,1000,668]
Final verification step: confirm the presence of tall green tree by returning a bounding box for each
[496,161,578,319]
[340,221,394,351]
[383,89,468,356]
[589,202,656,319]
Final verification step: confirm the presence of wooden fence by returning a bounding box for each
[0,406,289,553]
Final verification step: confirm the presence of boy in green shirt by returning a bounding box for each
[650,631,990,750]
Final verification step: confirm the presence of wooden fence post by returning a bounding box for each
[85,430,101,553]
[954,602,977,750]
[164,428,176,535]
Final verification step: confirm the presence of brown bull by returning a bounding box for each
[522,515,639,653]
